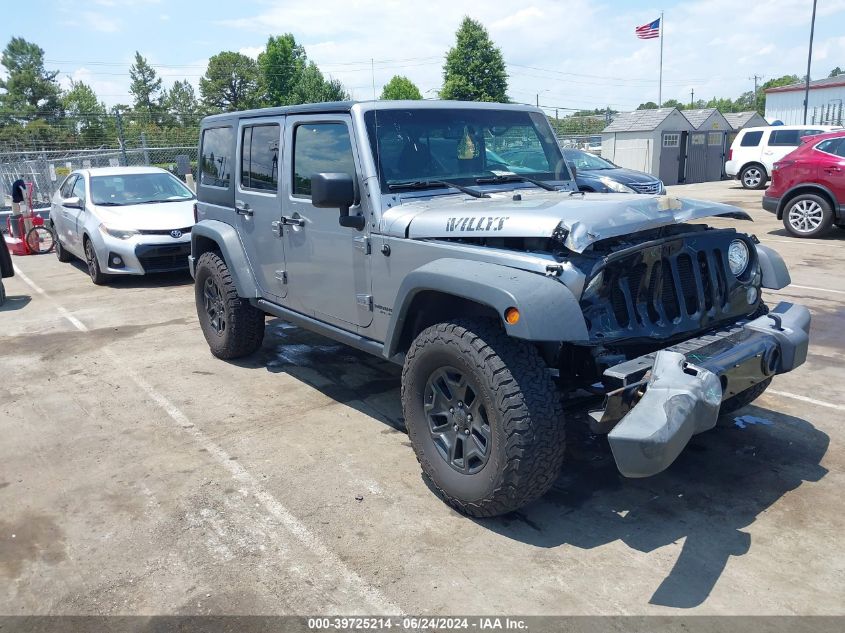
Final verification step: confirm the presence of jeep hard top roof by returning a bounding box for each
[200,100,545,126]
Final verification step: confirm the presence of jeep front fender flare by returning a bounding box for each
[755,243,791,290]
[384,259,589,359]
[191,220,259,298]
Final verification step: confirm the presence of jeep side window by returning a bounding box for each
[200,126,234,188]
[241,124,280,192]
[292,123,355,198]
[740,131,762,147]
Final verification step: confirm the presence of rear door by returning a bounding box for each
[235,117,287,300]
[814,137,845,205]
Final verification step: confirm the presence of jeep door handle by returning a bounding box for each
[235,200,253,216]
[280,216,305,227]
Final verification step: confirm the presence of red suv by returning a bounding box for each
[763,129,845,238]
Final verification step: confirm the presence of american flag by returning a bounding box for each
[635,18,661,39]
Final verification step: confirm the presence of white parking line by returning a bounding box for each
[768,390,839,411]
[763,239,845,249]
[772,284,845,296]
[12,263,402,615]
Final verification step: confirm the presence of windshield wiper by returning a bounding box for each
[475,174,558,191]
[95,201,125,206]
[388,179,489,198]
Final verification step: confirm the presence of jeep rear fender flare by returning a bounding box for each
[191,220,258,298]
[384,258,589,359]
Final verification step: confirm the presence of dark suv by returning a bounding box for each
[763,130,845,237]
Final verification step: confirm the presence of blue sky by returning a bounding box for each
[3,0,845,114]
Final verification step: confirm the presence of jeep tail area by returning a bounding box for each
[189,100,810,517]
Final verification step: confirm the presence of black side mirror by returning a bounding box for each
[566,161,577,180]
[311,172,364,230]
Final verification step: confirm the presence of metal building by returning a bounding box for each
[601,108,693,185]
[681,109,732,182]
[765,75,845,125]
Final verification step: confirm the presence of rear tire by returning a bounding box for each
[740,164,767,190]
[401,319,566,517]
[194,251,265,359]
[782,193,834,238]
[55,235,72,262]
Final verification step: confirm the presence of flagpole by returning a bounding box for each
[658,10,664,106]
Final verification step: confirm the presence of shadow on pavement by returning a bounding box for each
[65,259,193,288]
[0,294,31,311]
[236,319,830,610]
[767,227,845,240]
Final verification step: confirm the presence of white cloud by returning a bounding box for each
[50,0,845,113]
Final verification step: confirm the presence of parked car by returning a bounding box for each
[190,100,808,517]
[725,124,840,189]
[562,148,664,194]
[762,130,845,237]
[50,166,196,284]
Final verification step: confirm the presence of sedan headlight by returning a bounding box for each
[598,176,636,194]
[728,239,750,276]
[99,224,139,240]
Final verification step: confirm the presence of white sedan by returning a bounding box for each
[50,166,196,284]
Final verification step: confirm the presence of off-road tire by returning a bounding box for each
[782,193,834,238]
[194,251,265,359]
[719,377,773,416]
[84,237,108,285]
[55,235,72,262]
[401,319,566,517]
[740,164,767,190]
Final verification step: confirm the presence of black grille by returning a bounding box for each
[137,226,192,236]
[581,231,758,341]
[628,181,663,194]
[135,243,191,273]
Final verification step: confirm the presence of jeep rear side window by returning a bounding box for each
[740,131,762,147]
[292,123,355,198]
[200,126,234,188]
[241,124,280,192]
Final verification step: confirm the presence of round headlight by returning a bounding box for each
[728,239,750,276]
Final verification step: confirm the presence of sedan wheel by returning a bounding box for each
[783,194,834,238]
[84,239,108,285]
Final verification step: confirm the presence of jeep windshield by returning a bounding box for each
[364,108,570,193]
[90,173,195,206]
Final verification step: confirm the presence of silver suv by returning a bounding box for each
[191,100,810,517]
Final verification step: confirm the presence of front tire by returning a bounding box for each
[740,164,767,190]
[783,194,834,238]
[194,251,265,359]
[401,319,566,517]
[84,237,108,285]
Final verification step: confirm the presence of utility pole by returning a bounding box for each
[750,74,762,103]
[803,0,818,124]
[113,108,128,167]
[690,89,694,108]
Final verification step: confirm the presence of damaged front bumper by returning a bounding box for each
[590,302,810,478]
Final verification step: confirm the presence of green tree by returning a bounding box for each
[289,62,349,104]
[62,79,111,145]
[200,51,261,112]
[661,99,684,110]
[440,17,508,102]
[380,75,422,100]
[258,34,307,105]
[129,51,163,116]
[637,101,659,110]
[166,79,199,123]
[0,37,61,121]
[758,74,800,114]
[829,67,843,78]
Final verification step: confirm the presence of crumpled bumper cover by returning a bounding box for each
[604,302,811,478]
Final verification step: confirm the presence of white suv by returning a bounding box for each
[725,125,840,189]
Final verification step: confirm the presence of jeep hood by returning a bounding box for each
[382,191,751,253]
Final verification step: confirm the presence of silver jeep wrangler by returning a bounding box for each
[191,100,810,517]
